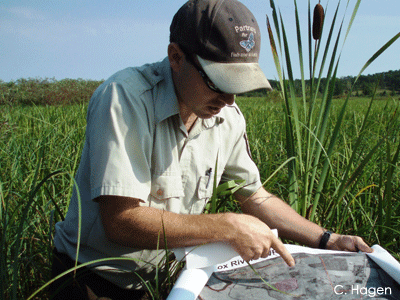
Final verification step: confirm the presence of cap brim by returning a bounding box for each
[197,56,272,94]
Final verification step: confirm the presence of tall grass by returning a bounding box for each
[266,0,400,248]
[1,105,87,299]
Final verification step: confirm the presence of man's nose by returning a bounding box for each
[219,94,235,106]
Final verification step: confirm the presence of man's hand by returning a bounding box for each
[224,213,295,267]
[327,233,373,253]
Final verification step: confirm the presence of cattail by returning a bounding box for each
[312,3,324,40]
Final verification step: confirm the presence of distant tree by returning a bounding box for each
[362,82,374,96]
[333,79,345,97]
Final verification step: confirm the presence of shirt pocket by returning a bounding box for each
[193,172,222,214]
[148,175,185,213]
[197,175,214,200]
[197,169,223,199]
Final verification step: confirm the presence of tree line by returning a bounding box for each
[1,69,399,106]
[242,69,400,98]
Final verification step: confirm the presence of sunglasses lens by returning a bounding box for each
[199,70,223,93]
[185,49,224,94]
[207,80,220,92]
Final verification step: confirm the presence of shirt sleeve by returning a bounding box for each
[221,108,262,198]
[86,80,153,201]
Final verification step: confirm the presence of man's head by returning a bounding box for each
[170,0,271,95]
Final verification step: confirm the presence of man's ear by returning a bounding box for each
[168,43,185,72]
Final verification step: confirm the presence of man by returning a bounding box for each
[51,0,372,299]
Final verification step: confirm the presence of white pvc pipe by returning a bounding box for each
[166,266,214,300]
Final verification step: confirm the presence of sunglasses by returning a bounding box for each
[181,47,225,94]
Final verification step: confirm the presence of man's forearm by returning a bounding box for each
[238,188,325,248]
[238,187,373,253]
[98,196,235,249]
[108,206,233,249]
[97,195,296,264]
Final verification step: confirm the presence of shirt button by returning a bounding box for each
[157,189,163,197]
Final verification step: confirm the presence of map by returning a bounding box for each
[198,252,400,299]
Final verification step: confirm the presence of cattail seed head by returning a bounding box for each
[312,3,324,40]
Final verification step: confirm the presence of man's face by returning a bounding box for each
[178,57,236,120]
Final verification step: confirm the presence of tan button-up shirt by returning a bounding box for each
[54,57,261,289]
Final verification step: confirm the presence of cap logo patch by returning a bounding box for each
[239,32,255,52]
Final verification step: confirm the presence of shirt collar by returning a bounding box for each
[154,57,180,124]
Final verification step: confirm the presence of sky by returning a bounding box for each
[1,0,399,83]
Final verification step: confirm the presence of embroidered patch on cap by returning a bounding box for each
[240,32,255,52]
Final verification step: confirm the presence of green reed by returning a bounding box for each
[266,0,399,247]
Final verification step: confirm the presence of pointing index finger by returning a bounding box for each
[271,236,295,267]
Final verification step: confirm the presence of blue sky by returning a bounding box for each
[1,0,399,82]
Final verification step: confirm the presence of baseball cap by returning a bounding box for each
[170,0,272,94]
